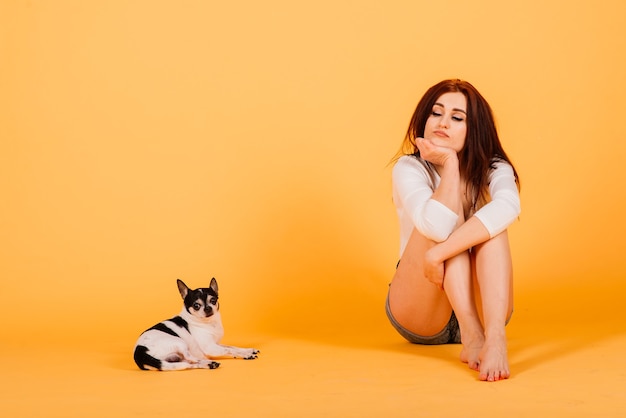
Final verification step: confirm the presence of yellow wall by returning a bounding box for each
[2,0,626,344]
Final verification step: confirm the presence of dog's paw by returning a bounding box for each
[243,348,260,360]
[198,360,220,369]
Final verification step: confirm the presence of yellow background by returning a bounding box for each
[1,0,625,416]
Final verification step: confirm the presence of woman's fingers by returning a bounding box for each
[417,137,455,166]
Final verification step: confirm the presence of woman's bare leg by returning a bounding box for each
[472,230,514,381]
[441,248,484,371]
[389,227,485,369]
[388,225,514,382]
[388,227,452,336]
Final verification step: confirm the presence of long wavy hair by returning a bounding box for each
[396,79,519,211]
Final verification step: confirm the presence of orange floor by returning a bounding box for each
[1,282,624,418]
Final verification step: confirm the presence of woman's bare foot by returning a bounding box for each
[478,333,510,382]
[459,332,484,371]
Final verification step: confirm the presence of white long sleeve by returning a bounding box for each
[392,156,458,253]
[473,161,521,238]
[392,155,520,256]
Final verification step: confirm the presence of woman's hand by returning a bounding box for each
[416,137,458,168]
[423,247,445,290]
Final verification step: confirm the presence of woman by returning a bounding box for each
[386,79,520,382]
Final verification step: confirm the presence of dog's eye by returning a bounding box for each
[192,303,201,310]
[210,297,217,305]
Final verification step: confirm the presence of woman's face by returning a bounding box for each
[423,92,467,153]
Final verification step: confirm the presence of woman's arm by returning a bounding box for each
[429,154,462,216]
[422,162,520,289]
[417,138,463,216]
[474,162,521,238]
[424,216,491,288]
[392,156,459,243]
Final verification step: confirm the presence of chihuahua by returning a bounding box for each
[133,278,259,371]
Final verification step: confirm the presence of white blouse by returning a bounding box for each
[392,155,521,255]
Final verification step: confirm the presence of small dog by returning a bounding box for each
[133,278,259,371]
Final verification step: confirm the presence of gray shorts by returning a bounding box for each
[385,293,462,345]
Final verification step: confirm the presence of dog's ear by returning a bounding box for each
[210,277,218,294]
[177,279,189,299]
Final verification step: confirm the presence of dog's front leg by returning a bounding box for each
[204,344,259,360]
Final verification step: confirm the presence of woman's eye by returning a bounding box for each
[452,115,465,122]
[431,111,442,117]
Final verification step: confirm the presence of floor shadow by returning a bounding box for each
[254,267,626,378]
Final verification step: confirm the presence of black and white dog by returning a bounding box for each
[133,278,259,371]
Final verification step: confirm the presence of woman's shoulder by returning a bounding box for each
[394,154,427,170]
[392,154,433,182]
[491,158,513,168]
[489,159,515,176]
